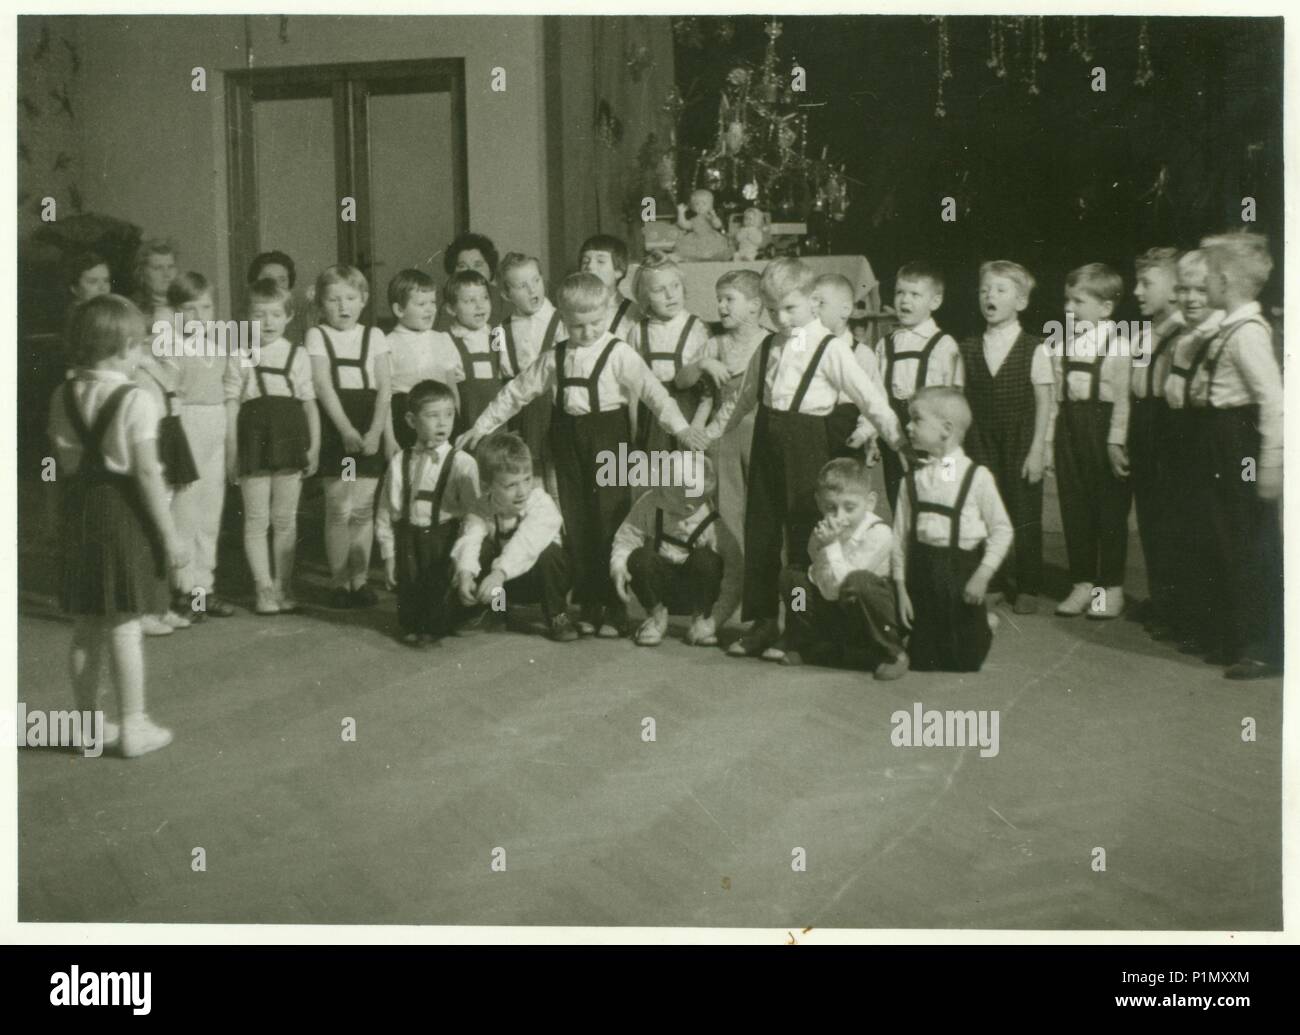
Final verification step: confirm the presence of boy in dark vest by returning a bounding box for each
[958,260,1055,615]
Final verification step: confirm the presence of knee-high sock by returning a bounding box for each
[241,475,274,588]
[270,471,303,591]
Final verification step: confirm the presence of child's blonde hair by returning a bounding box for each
[813,272,855,307]
[555,271,611,315]
[760,257,816,304]
[716,268,762,299]
[1176,249,1209,282]
[315,264,369,303]
[477,431,533,483]
[633,250,683,307]
[1066,262,1124,305]
[66,294,146,368]
[912,385,972,440]
[248,277,294,317]
[498,252,542,285]
[1135,247,1181,276]
[1200,232,1273,295]
[978,260,1036,300]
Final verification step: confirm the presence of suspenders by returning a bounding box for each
[1062,355,1105,403]
[653,508,718,553]
[758,332,837,412]
[400,446,458,527]
[608,297,632,335]
[502,311,562,379]
[906,461,979,550]
[639,315,698,378]
[884,330,946,400]
[555,337,620,414]
[1140,324,1179,398]
[1168,328,1215,400]
[252,342,300,398]
[1201,316,1271,402]
[64,381,134,477]
[318,326,373,391]
[451,331,502,383]
[141,367,180,417]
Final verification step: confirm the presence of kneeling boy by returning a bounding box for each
[777,457,908,678]
[451,431,576,642]
[893,387,1013,672]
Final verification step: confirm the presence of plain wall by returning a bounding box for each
[70,14,549,309]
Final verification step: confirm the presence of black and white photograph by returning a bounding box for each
[8,6,1291,938]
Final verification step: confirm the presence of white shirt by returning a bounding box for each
[710,318,902,448]
[699,330,766,418]
[982,321,1055,384]
[1130,310,1184,400]
[1163,312,1225,409]
[448,323,499,381]
[387,325,464,395]
[891,449,1014,580]
[223,337,315,404]
[305,324,390,391]
[501,301,567,379]
[1187,301,1282,469]
[874,318,965,399]
[451,485,563,581]
[808,511,894,601]
[374,442,480,560]
[48,368,160,477]
[626,310,709,384]
[472,332,690,434]
[1049,326,1132,446]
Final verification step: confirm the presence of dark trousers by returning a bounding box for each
[779,566,905,667]
[477,537,571,621]
[743,407,831,621]
[1129,397,1176,618]
[395,520,457,636]
[627,545,724,615]
[968,418,1042,597]
[906,541,992,672]
[1169,410,1214,641]
[826,402,861,461]
[550,408,631,611]
[1054,401,1131,587]
[1197,406,1283,663]
[881,398,913,512]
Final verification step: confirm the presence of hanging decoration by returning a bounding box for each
[933,16,953,118]
[1134,18,1155,87]
[1069,16,1094,62]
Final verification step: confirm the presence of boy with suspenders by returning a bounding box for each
[459,273,708,639]
[706,258,907,659]
[375,381,480,647]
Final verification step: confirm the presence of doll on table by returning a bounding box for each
[675,189,732,262]
[732,207,768,262]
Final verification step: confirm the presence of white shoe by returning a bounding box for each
[161,610,192,629]
[635,605,669,646]
[140,614,173,637]
[987,611,1000,633]
[102,721,120,749]
[120,715,173,758]
[685,614,718,646]
[1056,582,1094,616]
[1087,586,1125,620]
[254,585,281,615]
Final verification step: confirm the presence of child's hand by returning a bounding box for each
[846,425,870,449]
[811,517,839,549]
[864,441,881,468]
[165,537,190,579]
[963,568,992,605]
[701,358,730,387]
[1021,449,1045,484]
[896,583,914,629]
[614,569,633,605]
[679,427,710,452]
[1257,466,1282,502]
[456,572,478,607]
[475,569,507,607]
[303,447,319,479]
[1107,443,1130,480]
[384,556,397,591]
[456,428,484,451]
[384,437,400,462]
[361,428,382,456]
[342,426,365,454]
[225,450,240,485]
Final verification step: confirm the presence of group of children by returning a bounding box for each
[49,228,1283,756]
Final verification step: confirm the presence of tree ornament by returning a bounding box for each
[1134,18,1155,87]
